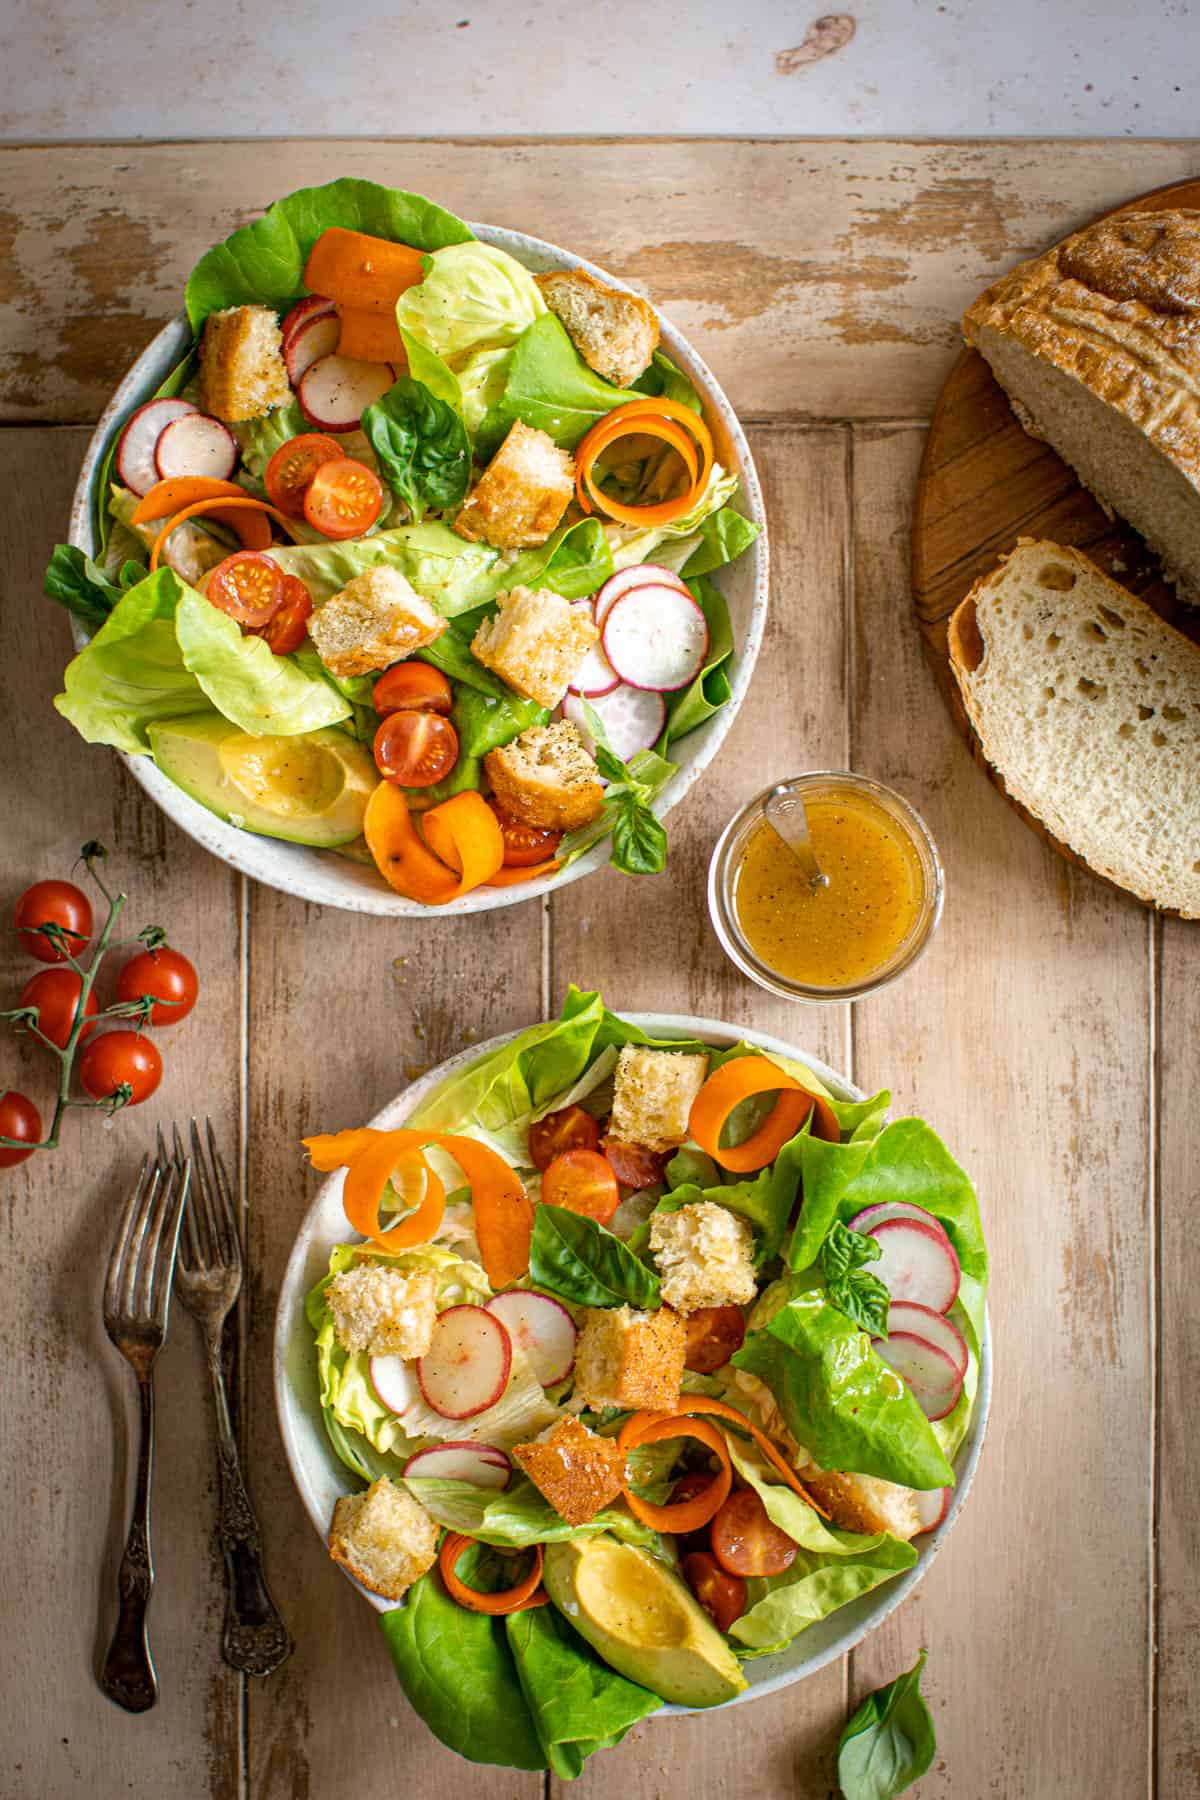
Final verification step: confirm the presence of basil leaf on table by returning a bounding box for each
[362,375,471,519]
[530,1203,661,1308]
[837,1651,936,1799]
[820,1220,891,1336]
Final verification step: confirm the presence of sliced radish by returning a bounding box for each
[564,685,666,764]
[886,1301,968,1376]
[872,1331,962,1421]
[115,397,199,496]
[485,1290,577,1386]
[594,563,689,631]
[404,1441,512,1489]
[849,1201,954,1252]
[298,354,396,432]
[154,413,238,482]
[866,1218,960,1315]
[913,1486,952,1534]
[602,585,708,693]
[285,311,343,386]
[281,293,336,348]
[369,1354,421,1417]
[569,637,621,700]
[417,1304,512,1420]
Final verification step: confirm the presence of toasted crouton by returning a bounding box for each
[471,586,597,711]
[328,1478,439,1600]
[573,1303,686,1412]
[198,305,291,422]
[513,1415,626,1525]
[800,1469,922,1542]
[308,565,446,679]
[485,720,604,832]
[326,1262,437,1358]
[454,421,575,548]
[649,1202,756,1314]
[537,270,659,389]
[610,1046,710,1156]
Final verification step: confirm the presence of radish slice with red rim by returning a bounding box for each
[872,1330,963,1421]
[865,1217,961,1314]
[153,414,238,483]
[594,562,689,630]
[115,397,199,496]
[886,1301,968,1376]
[281,293,336,348]
[285,312,342,386]
[563,685,666,763]
[602,584,709,692]
[849,1201,954,1251]
[298,354,396,433]
[485,1290,577,1385]
[403,1442,512,1488]
[913,1486,952,1533]
[417,1304,512,1420]
[569,637,621,699]
[369,1354,421,1416]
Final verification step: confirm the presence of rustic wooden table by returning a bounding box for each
[2,139,1198,1800]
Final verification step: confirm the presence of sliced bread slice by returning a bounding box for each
[947,540,1200,916]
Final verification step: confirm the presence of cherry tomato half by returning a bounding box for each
[601,1137,666,1191]
[542,1147,620,1224]
[79,1031,163,1107]
[487,800,563,869]
[373,711,459,787]
[253,575,313,655]
[115,947,199,1027]
[373,662,455,717]
[264,432,342,517]
[670,1471,720,1555]
[14,880,93,963]
[685,1305,746,1375]
[710,1487,798,1579]
[528,1104,600,1173]
[302,458,384,540]
[18,967,98,1050]
[0,1091,42,1168]
[681,1551,748,1633]
[207,552,284,627]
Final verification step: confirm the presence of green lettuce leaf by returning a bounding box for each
[607,466,744,573]
[453,344,515,439]
[172,588,351,737]
[43,544,142,627]
[723,1431,893,1558]
[837,1651,937,1799]
[506,1605,661,1780]
[403,671,547,805]
[631,349,703,413]
[731,1532,918,1655]
[500,516,615,602]
[397,241,546,364]
[493,313,636,448]
[362,374,471,519]
[530,1204,661,1309]
[662,575,735,745]
[403,1475,656,1551]
[186,178,472,332]
[54,567,211,753]
[680,506,762,579]
[266,522,501,611]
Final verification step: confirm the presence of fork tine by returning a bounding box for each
[118,1162,163,1318]
[179,1173,204,1271]
[172,1121,187,1177]
[104,1154,151,1318]
[137,1153,189,1333]
[188,1118,219,1264]
[206,1117,240,1266]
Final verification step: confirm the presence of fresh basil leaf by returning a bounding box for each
[837,1651,936,1800]
[43,544,139,626]
[820,1221,891,1332]
[611,799,668,875]
[594,742,627,785]
[530,1203,661,1308]
[362,375,471,519]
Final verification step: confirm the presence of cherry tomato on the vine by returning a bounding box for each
[79,1032,163,1106]
[528,1104,600,1173]
[115,947,199,1027]
[18,967,98,1050]
[14,880,93,963]
[0,1090,42,1167]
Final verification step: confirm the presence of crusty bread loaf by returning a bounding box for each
[947,540,1200,917]
[963,211,1200,603]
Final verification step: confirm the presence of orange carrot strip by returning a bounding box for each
[575,397,713,526]
[670,1396,833,1519]
[364,784,504,905]
[438,1534,549,1615]
[688,1055,841,1173]
[482,858,562,888]
[342,1133,446,1250]
[148,497,290,570]
[617,1413,732,1532]
[336,305,408,365]
[132,477,249,523]
[304,228,425,314]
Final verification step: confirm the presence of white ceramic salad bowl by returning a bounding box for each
[66,226,768,917]
[274,1013,991,1719]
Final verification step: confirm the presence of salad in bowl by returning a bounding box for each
[276,991,989,1776]
[45,180,764,912]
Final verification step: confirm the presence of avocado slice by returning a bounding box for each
[542,1536,747,1709]
[147,712,376,848]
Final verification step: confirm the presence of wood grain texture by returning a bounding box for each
[851,426,1155,1799]
[0,428,244,1797]
[1,139,1199,424]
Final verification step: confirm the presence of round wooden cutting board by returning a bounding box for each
[911,175,1200,900]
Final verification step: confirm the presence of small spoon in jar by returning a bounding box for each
[764,785,829,893]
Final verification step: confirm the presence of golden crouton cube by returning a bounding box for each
[454,420,575,548]
[649,1202,756,1314]
[513,1415,627,1525]
[800,1469,922,1541]
[471,585,597,710]
[328,1478,439,1600]
[609,1046,710,1155]
[485,720,604,832]
[573,1304,686,1412]
[308,565,446,679]
[198,304,291,422]
[537,270,660,389]
[326,1261,438,1358]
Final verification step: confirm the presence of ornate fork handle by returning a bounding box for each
[207,1347,292,1676]
[101,1373,158,1712]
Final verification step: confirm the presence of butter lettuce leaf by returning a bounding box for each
[731,1532,918,1655]
[403,1475,656,1550]
[267,522,502,610]
[54,568,210,753]
[397,241,546,364]
[493,313,637,448]
[507,1605,661,1780]
[173,588,350,737]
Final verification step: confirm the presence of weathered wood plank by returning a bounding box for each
[548,425,853,1797]
[847,424,1154,1799]
[242,887,545,1798]
[0,428,243,1797]
[3,140,1200,425]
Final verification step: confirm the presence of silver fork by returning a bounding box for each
[173,1119,291,1677]
[100,1134,191,1712]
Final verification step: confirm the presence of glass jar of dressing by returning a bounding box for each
[708,773,944,1003]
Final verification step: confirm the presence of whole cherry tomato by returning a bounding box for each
[14,880,93,963]
[18,967,98,1050]
[681,1550,748,1633]
[373,711,459,787]
[115,947,199,1027]
[528,1104,600,1173]
[541,1147,621,1223]
[0,1090,42,1168]
[684,1305,746,1374]
[79,1032,163,1106]
[373,663,454,716]
[710,1487,798,1579]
